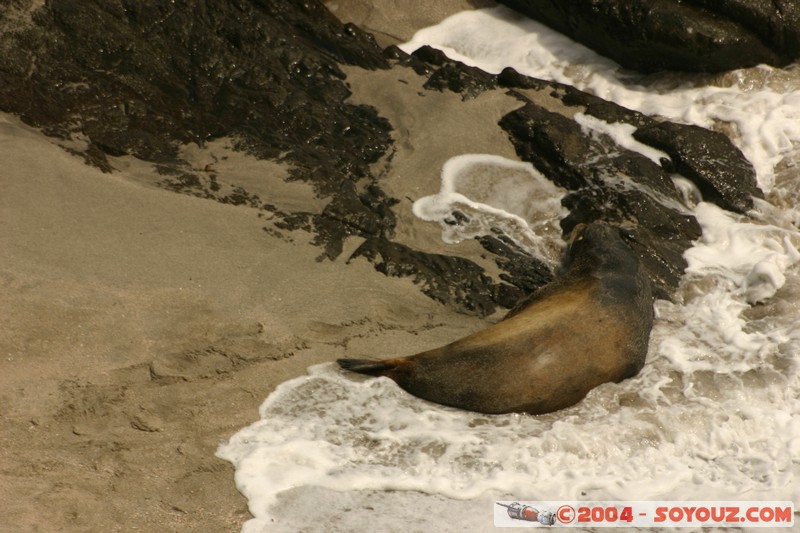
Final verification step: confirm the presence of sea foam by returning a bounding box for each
[411,154,567,266]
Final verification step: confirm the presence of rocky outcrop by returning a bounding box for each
[498,0,800,73]
[0,1,764,314]
[0,0,390,169]
[397,50,761,298]
[0,0,543,316]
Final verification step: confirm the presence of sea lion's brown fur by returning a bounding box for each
[338,221,654,415]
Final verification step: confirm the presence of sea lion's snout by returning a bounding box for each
[565,221,617,248]
[566,222,587,244]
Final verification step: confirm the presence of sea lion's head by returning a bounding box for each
[561,221,639,276]
[561,221,654,314]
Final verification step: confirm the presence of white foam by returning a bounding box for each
[219,7,800,531]
[411,154,567,265]
[684,202,800,302]
[573,112,669,166]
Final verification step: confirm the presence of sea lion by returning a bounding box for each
[338,221,654,415]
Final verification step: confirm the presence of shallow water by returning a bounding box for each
[218,7,800,531]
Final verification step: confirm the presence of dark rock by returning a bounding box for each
[382,44,411,61]
[499,102,594,191]
[633,122,764,213]
[409,45,451,66]
[476,233,553,297]
[497,67,552,92]
[498,74,670,196]
[313,182,398,261]
[497,0,800,73]
[691,0,800,64]
[423,62,498,100]
[499,94,678,197]
[557,79,764,213]
[349,238,509,316]
[620,225,694,302]
[557,81,650,128]
[390,45,437,76]
[404,45,499,99]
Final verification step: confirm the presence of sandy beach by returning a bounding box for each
[0,3,497,531]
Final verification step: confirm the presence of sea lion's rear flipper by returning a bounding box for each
[337,358,398,376]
